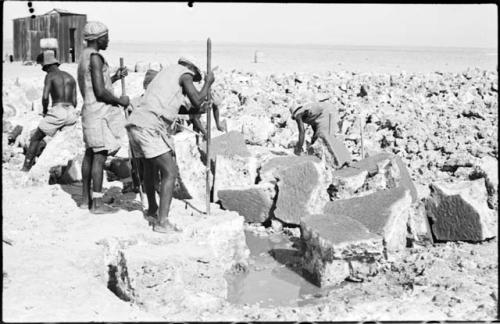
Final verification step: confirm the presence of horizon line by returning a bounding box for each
[2,39,497,51]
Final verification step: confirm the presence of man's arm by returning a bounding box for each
[179,72,214,112]
[90,54,129,107]
[190,114,207,139]
[294,113,305,155]
[42,75,51,116]
[212,103,225,132]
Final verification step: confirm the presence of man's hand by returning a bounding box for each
[114,66,128,80]
[294,145,302,156]
[205,70,215,85]
[118,95,130,107]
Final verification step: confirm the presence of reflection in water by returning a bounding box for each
[226,230,335,307]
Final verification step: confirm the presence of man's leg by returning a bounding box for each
[150,151,178,232]
[142,158,158,217]
[90,150,118,214]
[21,128,45,171]
[80,148,93,209]
[320,133,352,168]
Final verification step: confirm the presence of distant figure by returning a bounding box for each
[290,102,352,168]
[126,57,214,233]
[77,21,129,214]
[21,51,78,172]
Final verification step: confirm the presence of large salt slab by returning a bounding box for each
[259,156,329,225]
[300,213,383,287]
[213,154,257,200]
[323,186,412,253]
[425,179,497,241]
[218,183,275,223]
[199,130,251,164]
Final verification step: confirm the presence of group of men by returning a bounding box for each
[21,21,353,234]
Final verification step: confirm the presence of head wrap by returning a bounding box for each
[143,69,159,90]
[178,56,201,79]
[83,21,108,41]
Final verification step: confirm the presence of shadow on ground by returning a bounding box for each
[59,181,144,213]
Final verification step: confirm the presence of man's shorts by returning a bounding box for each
[126,124,175,159]
[82,107,124,155]
[38,103,78,137]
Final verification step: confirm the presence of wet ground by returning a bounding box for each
[226,229,337,307]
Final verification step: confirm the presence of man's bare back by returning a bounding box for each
[43,68,77,109]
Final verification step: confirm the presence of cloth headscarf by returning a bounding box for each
[178,56,201,80]
[83,21,108,41]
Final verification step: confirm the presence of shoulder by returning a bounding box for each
[90,52,105,64]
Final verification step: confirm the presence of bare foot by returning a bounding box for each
[153,220,181,233]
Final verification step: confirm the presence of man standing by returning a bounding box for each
[126,57,214,233]
[77,21,129,214]
[290,101,352,168]
[21,50,78,171]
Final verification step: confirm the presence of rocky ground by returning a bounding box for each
[2,63,498,321]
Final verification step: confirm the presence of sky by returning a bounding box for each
[2,2,498,48]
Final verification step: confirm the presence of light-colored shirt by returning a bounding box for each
[127,64,194,129]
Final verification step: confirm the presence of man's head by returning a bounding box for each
[83,21,109,50]
[178,57,202,82]
[36,50,60,72]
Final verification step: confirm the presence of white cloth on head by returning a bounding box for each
[83,21,108,41]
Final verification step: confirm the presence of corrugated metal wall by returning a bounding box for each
[13,13,87,63]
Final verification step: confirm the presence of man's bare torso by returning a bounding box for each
[46,70,77,106]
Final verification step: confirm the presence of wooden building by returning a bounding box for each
[13,9,87,63]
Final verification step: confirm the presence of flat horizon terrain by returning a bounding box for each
[3,40,497,74]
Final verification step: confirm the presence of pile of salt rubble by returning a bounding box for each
[3,67,498,287]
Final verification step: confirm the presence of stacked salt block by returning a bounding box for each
[425,178,497,242]
[298,152,421,287]
[301,186,413,286]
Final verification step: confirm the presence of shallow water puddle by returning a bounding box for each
[226,229,333,307]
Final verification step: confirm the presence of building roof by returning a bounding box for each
[44,8,86,16]
[13,8,86,20]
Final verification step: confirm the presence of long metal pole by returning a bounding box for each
[206,38,212,216]
[120,57,145,209]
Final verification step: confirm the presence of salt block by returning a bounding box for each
[218,183,275,223]
[273,159,329,225]
[28,124,84,185]
[407,200,433,243]
[102,206,249,316]
[199,130,251,164]
[425,179,497,241]
[173,132,209,211]
[300,213,383,287]
[259,155,321,183]
[328,153,417,203]
[213,154,258,200]
[323,186,412,254]
[471,156,498,210]
[307,134,352,168]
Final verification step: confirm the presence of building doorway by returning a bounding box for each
[69,28,76,62]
